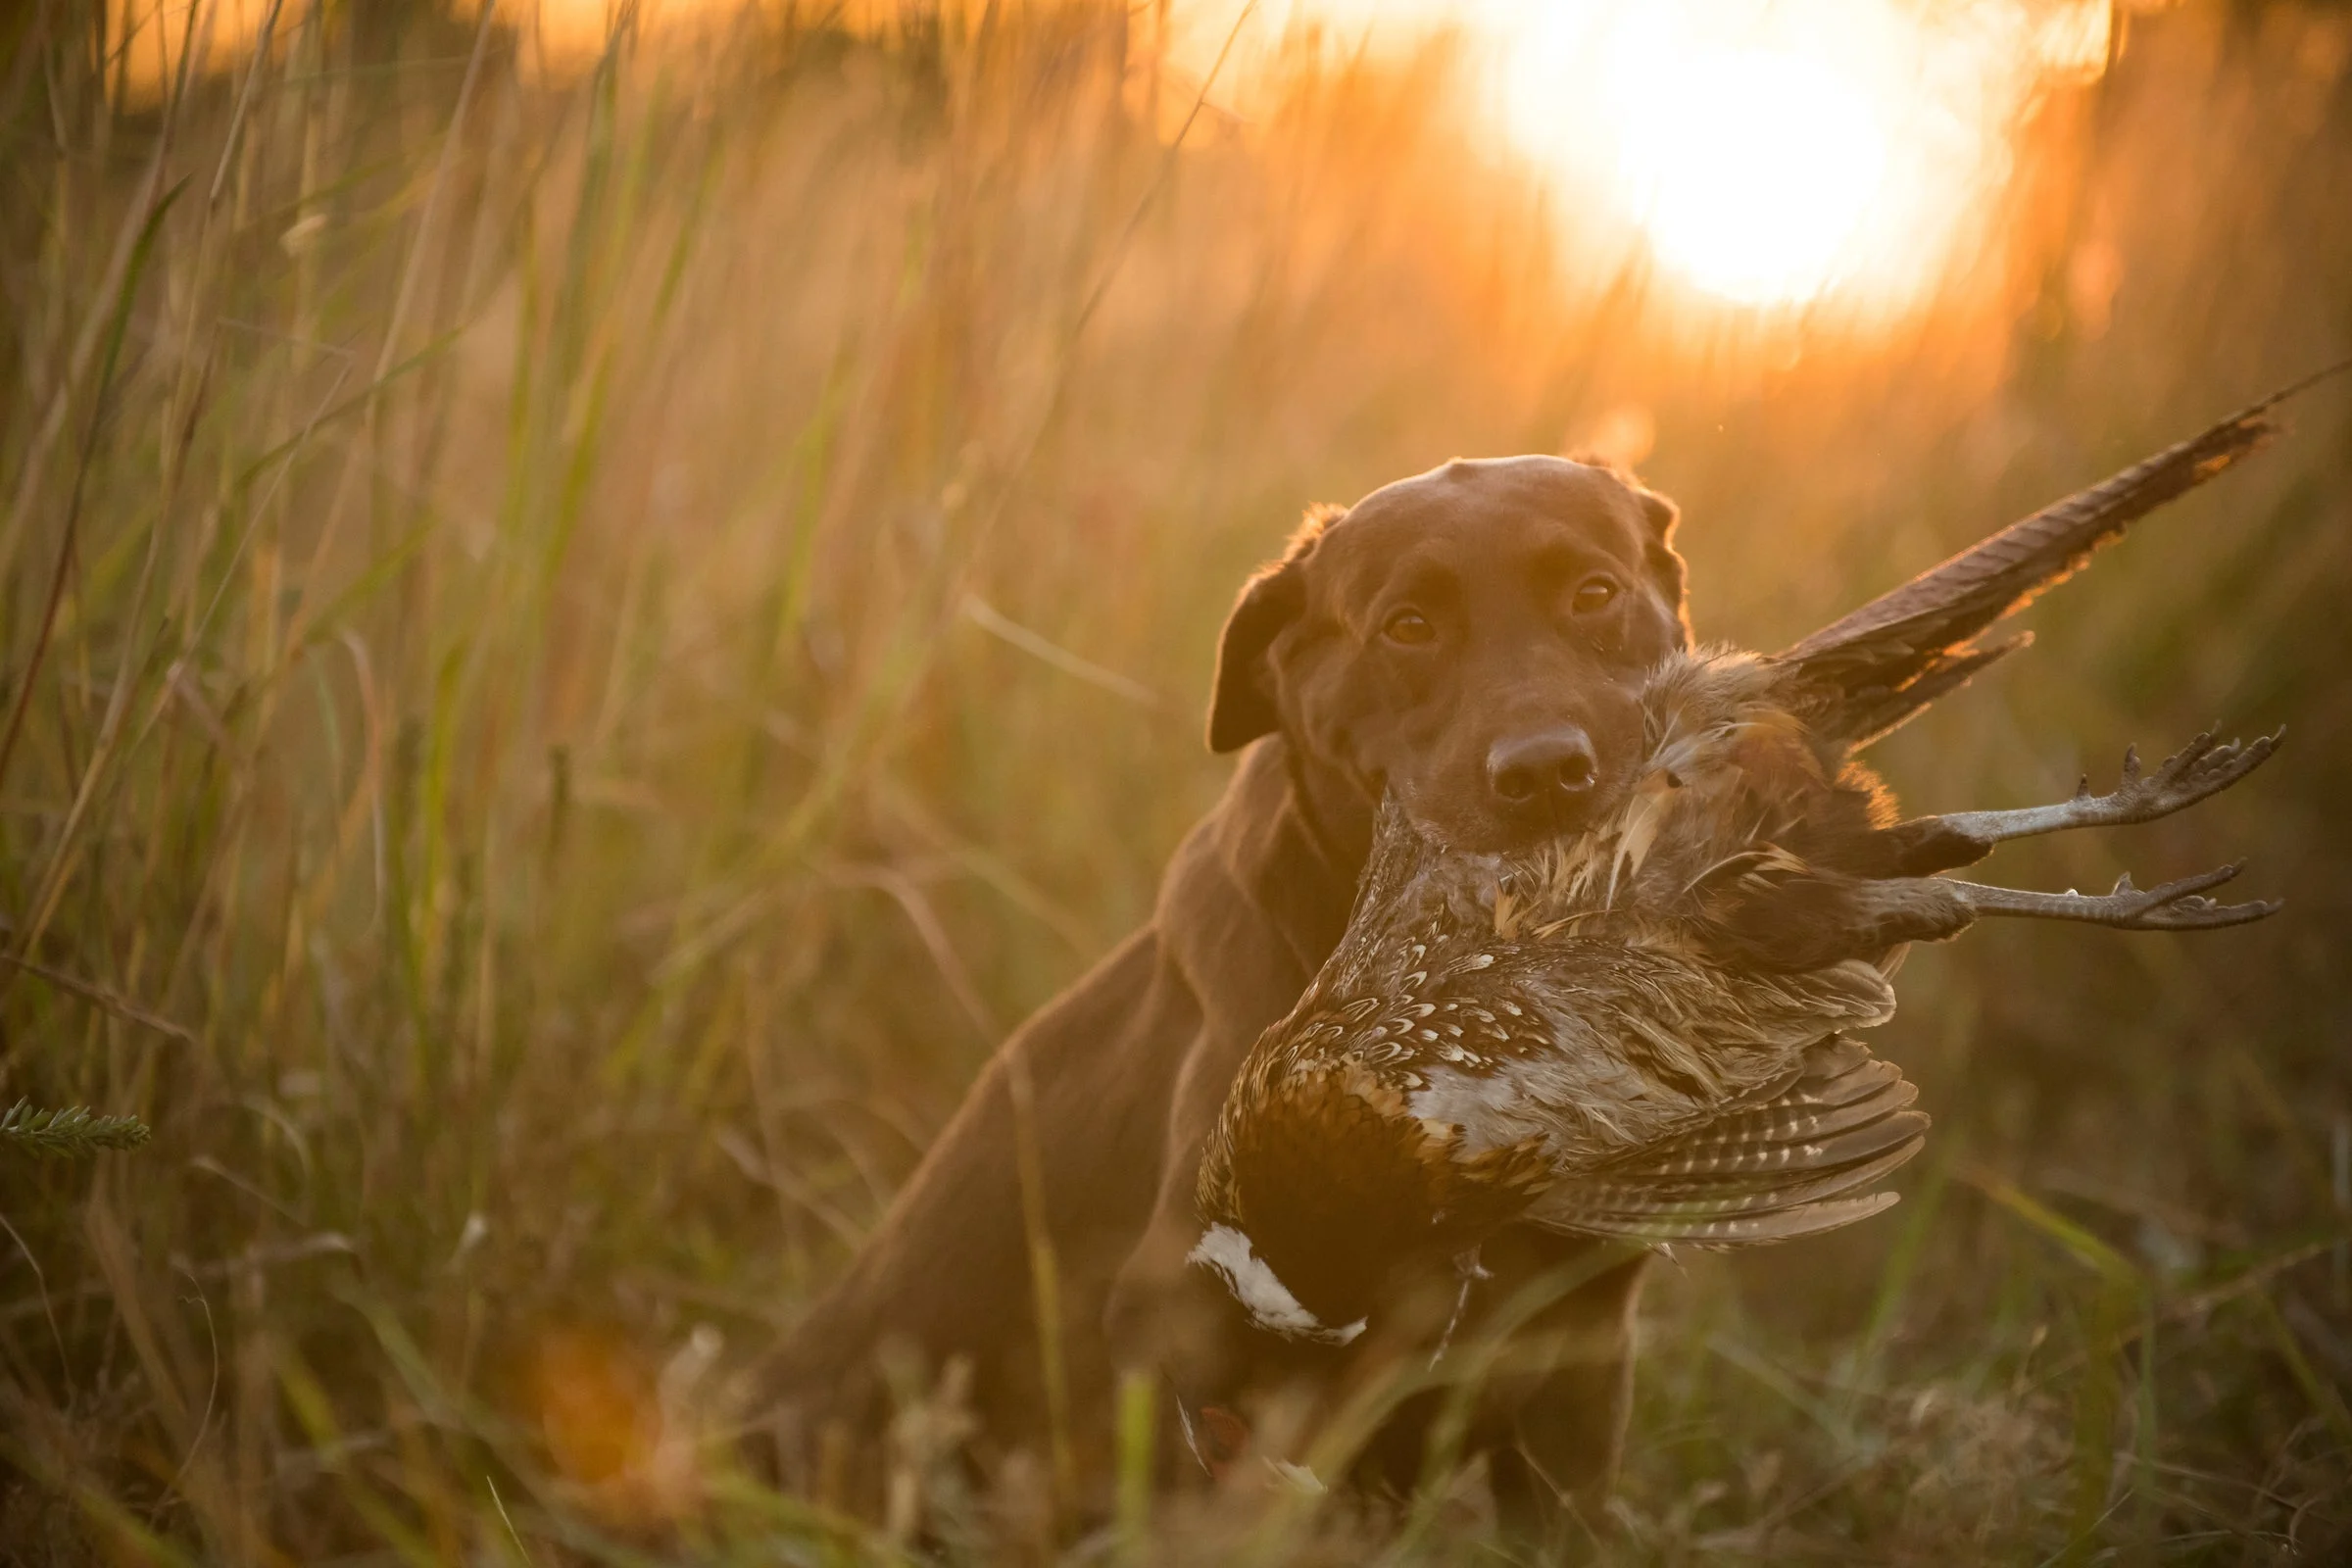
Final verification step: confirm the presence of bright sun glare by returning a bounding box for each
[1489,0,2114,311]
[125,0,2114,313]
[1606,48,1890,306]
[1458,0,2107,310]
[1157,0,2114,312]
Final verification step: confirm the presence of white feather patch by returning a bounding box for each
[1187,1224,1366,1345]
[1266,1458,1327,1494]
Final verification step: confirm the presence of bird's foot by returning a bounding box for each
[2082,727,2283,825]
[1947,861,2279,931]
[1919,726,2281,852]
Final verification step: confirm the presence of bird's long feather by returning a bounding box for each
[1573,1192,1902,1248]
[1602,1081,1920,1180]
[1540,1134,1925,1245]
[1582,1109,1928,1201]
[1776,371,2348,745]
[1527,1036,1928,1244]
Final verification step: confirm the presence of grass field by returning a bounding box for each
[4,1,2351,1561]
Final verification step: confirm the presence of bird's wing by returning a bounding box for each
[1529,1035,1928,1247]
[1773,374,2335,748]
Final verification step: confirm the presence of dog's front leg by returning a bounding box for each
[1472,1227,1648,1553]
[1103,1013,1265,1467]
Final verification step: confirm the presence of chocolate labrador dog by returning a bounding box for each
[756,456,1689,1527]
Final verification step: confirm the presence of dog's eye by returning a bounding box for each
[1570,576,1620,614]
[1382,609,1436,646]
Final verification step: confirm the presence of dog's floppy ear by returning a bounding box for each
[1635,486,1691,648]
[1206,506,1338,754]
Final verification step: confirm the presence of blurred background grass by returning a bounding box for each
[2,0,2349,1560]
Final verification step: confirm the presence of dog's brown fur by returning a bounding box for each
[757,457,1689,1527]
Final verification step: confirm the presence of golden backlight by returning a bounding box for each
[1486,0,2115,311]
[1179,0,2115,313]
[1600,41,1891,305]
[118,0,2111,312]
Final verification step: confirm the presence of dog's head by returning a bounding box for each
[1209,457,1690,854]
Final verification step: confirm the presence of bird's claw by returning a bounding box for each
[2091,727,2283,824]
[1925,724,2281,861]
[1950,859,2281,930]
[2089,861,2278,930]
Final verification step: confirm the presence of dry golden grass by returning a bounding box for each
[2,2,2349,1561]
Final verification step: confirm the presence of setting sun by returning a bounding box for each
[1484,0,2112,311]
[1162,0,2116,312]
[110,0,2111,312]
[1603,44,1890,304]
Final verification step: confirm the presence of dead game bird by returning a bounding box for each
[1189,382,2306,1350]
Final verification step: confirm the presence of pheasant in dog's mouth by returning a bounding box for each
[1192,640,2279,1347]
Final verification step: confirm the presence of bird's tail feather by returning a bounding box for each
[1779,363,2349,748]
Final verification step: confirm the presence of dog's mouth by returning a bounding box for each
[1520,775,1628,839]
[1393,770,1632,858]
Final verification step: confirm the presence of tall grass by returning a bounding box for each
[2,1,2349,1560]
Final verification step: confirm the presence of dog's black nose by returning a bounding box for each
[1487,727,1598,808]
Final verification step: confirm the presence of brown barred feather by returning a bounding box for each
[1777,374,2351,747]
[1563,1138,1926,1222]
[1582,1193,1903,1247]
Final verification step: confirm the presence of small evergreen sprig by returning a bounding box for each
[1,1099,152,1158]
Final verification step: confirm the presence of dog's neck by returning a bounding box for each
[1155,734,1377,1028]
[1286,741,1379,883]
